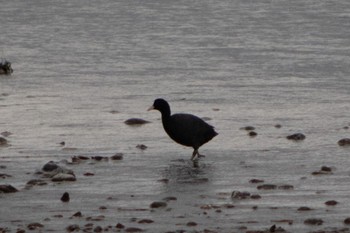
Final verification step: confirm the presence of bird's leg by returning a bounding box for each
[191,149,198,161]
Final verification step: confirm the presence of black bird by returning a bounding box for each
[148,98,218,160]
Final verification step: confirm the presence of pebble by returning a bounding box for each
[231,191,251,199]
[297,206,312,211]
[257,184,277,190]
[125,227,144,232]
[240,126,255,131]
[0,184,18,193]
[325,200,338,206]
[138,219,154,224]
[124,118,150,126]
[338,138,350,146]
[111,153,123,160]
[286,133,306,141]
[72,211,83,217]
[116,223,125,229]
[186,221,197,227]
[150,201,167,208]
[248,131,258,137]
[42,161,59,172]
[94,226,103,232]
[163,196,177,202]
[0,137,8,146]
[304,218,323,225]
[344,218,350,225]
[136,144,147,150]
[66,224,80,232]
[84,172,95,176]
[61,192,70,202]
[249,178,264,184]
[27,223,44,230]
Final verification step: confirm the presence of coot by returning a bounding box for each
[148,98,218,160]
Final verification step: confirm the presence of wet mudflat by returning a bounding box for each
[1,0,350,232]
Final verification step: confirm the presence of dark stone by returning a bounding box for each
[338,138,350,146]
[42,161,59,172]
[249,131,258,137]
[257,184,277,190]
[66,224,80,232]
[0,60,13,75]
[124,118,150,126]
[325,200,338,206]
[321,166,332,172]
[286,133,306,141]
[297,206,312,211]
[136,144,147,150]
[231,191,251,199]
[0,137,8,146]
[27,223,44,230]
[0,173,11,179]
[240,126,255,131]
[84,172,95,176]
[304,218,323,225]
[274,124,282,128]
[0,184,18,193]
[344,218,350,225]
[278,185,294,190]
[59,141,65,146]
[150,201,167,208]
[111,153,123,160]
[116,223,125,229]
[52,173,76,182]
[72,211,82,217]
[61,192,70,202]
[138,219,154,224]
[91,156,108,161]
[94,226,103,232]
[249,179,264,184]
[125,227,144,232]
[186,221,197,227]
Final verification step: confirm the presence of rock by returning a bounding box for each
[91,156,108,161]
[338,138,350,146]
[286,133,306,141]
[94,226,103,232]
[278,185,294,190]
[0,184,18,193]
[27,223,44,230]
[61,192,70,202]
[138,219,154,224]
[0,173,11,179]
[304,218,323,225]
[249,178,264,184]
[248,131,258,137]
[298,206,312,211]
[257,184,277,190]
[42,161,59,172]
[231,191,251,199]
[66,224,80,232]
[312,166,333,175]
[325,200,338,206]
[186,221,197,227]
[84,172,95,176]
[111,153,123,160]
[72,211,82,217]
[124,118,150,126]
[0,137,8,146]
[274,124,282,128]
[240,126,255,131]
[344,218,350,225]
[116,223,125,229]
[125,227,144,232]
[321,166,332,172]
[136,144,147,150]
[150,201,167,208]
[0,59,13,75]
[52,173,76,182]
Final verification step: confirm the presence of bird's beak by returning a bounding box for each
[147,105,155,111]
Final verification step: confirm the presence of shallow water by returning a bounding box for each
[1,0,350,232]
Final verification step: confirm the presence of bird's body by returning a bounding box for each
[148,98,218,160]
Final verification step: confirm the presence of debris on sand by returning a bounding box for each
[0,59,13,75]
[286,133,306,141]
